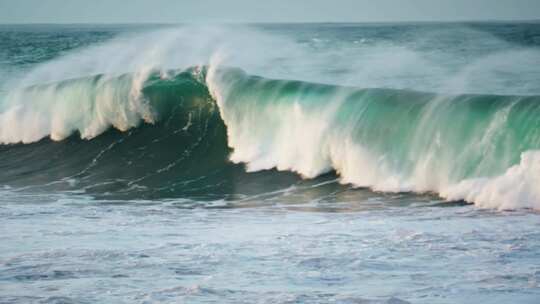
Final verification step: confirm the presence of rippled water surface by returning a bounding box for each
[1,189,540,303]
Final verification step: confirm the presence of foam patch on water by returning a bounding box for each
[442,151,540,210]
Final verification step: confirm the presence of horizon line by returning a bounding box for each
[1,18,539,26]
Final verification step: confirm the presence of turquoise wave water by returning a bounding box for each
[208,67,540,209]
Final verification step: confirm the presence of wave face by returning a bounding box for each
[0,68,309,201]
[208,67,540,210]
[1,65,539,209]
[0,69,229,199]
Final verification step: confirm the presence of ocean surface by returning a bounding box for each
[1,22,540,303]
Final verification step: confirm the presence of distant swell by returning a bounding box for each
[1,66,540,209]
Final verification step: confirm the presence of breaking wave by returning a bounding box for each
[1,65,539,210]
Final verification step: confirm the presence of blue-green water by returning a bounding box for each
[1,23,540,303]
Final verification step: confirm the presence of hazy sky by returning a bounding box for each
[1,0,539,24]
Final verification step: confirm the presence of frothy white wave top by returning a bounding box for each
[0,26,301,144]
[2,25,540,144]
[0,75,155,144]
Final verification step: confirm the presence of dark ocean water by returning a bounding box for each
[1,23,540,303]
